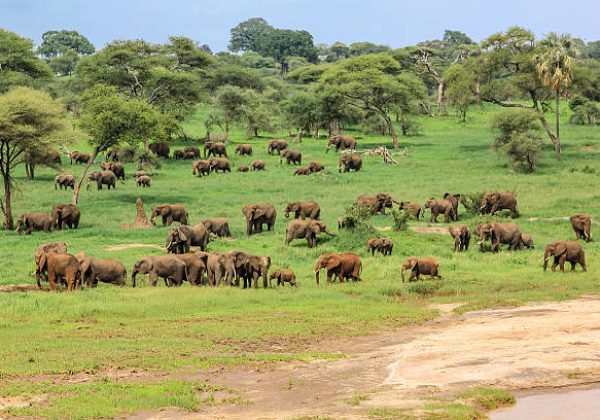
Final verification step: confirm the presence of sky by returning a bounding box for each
[2,0,599,51]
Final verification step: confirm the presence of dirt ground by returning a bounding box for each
[156,295,600,419]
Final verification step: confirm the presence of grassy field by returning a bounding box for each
[1,104,599,417]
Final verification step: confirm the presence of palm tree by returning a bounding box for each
[534,33,577,161]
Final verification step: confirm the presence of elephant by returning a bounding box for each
[202,218,231,237]
[401,257,442,282]
[173,149,185,160]
[339,154,362,172]
[570,214,592,242]
[151,204,189,226]
[237,165,249,173]
[280,149,302,165]
[86,170,116,190]
[543,241,586,272]
[70,151,91,164]
[165,223,209,254]
[106,148,120,161]
[308,161,325,173]
[75,252,127,287]
[234,144,253,156]
[423,198,455,223]
[15,212,52,234]
[294,167,311,176]
[521,233,534,249]
[183,146,201,159]
[443,193,461,221]
[149,142,170,158]
[267,139,289,155]
[480,192,519,218]
[208,157,231,173]
[284,201,320,220]
[37,252,81,291]
[314,253,363,285]
[192,159,211,177]
[52,204,80,230]
[326,135,356,153]
[399,201,422,220]
[131,255,187,287]
[251,160,266,171]
[204,141,227,158]
[242,204,276,236]
[35,242,67,287]
[134,170,148,178]
[136,175,151,187]
[270,269,296,287]
[172,252,209,285]
[357,193,398,215]
[337,216,356,230]
[449,225,470,252]
[285,219,335,248]
[206,252,238,286]
[367,237,393,256]
[477,222,523,252]
[54,173,75,190]
[100,162,125,180]
[241,254,271,288]
[221,250,251,286]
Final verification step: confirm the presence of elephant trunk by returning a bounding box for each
[543,252,551,272]
[324,228,336,237]
[131,270,138,287]
[314,269,320,285]
[401,268,406,282]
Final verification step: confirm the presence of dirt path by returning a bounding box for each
[152,296,600,419]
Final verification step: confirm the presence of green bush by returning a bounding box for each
[407,281,442,296]
[499,132,545,173]
[390,209,410,231]
[490,108,541,148]
[461,192,485,215]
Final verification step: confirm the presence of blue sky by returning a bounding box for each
[2,0,599,51]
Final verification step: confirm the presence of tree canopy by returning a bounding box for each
[38,30,95,57]
[0,29,51,93]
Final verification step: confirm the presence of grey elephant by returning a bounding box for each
[52,204,80,230]
[251,160,266,171]
[477,222,523,252]
[54,173,75,190]
[242,203,277,235]
[206,253,236,286]
[308,161,325,173]
[367,237,393,256]
[86,170,116,190]
[284,201,321,220]
[339,154,362,172]
[521,233,534,249]
[241,254,271,289]
[192,159,211,177]
[136,175,151,187]
[75,252,127,287]
[35,241,67,286]
[204,141,227,158]
[172,252,209,285]
[208,157,231,173]
[165,223,209,254]
[480,192,519,218]
[326,135,356,153]
[234,144,253,156]
[267,139,288,155]
[294,167,311,176]
[15,212,52,235]
[131,255,187,287]
[401,257,442,282]
[443,193,461,221]
[100,161,125,180]
[357,193,398,215]
[151,204,189,226]
[570,214,592,242]
[285,219,335,248]
[449,225,470,252]
[221,250,251,286]
[280,149,302,165]
[423,198,455,223]
[149,142,170,158]
[202,218,231,237]
[399,201,422,220]
[543,241,586,272]
[269,269,297,287]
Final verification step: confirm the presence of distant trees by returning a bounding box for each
[444,63,478,121]
[38,30,95,57]
[0,29,51,93]
[0,87,69,229]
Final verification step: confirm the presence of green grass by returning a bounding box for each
[457,387,516,410]
[1,103,599,416]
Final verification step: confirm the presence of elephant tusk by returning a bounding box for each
[477,239,485,245]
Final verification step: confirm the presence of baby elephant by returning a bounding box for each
[136,175,151,187]
[543,241,586,272]
[237,165,249,172]
[449,225,470,252]
[251,160,265,171]
[294,167,311,176]
[367,237,393,256]
[521,233,534,249]
[75,252,127,287]
[269,269,297,287]
[401,257,442,282]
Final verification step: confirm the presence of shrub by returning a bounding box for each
[461,192,485,215]
[390,209,410,231]
[335,204,376,250]
[499,132,545,173]
[134,147,162,171]
[407,281,442,296]
[569,97,600,125]
[490,108,541,148]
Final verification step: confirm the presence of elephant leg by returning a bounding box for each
[570,261,576,272]
[149,272,158,286]
[490,203,499,215]
[559,256,567,272]
[580,257,587,272]
[166,216,173,226]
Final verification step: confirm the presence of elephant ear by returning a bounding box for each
[38,253,47,271]
[310,222,321,234]
[325,257,341,271]
[410,258,419,270]
[177,228,187,242]
[254,208,266,219]
[161,206,170,216]
[242,206,252,219]
[555,242,567,256]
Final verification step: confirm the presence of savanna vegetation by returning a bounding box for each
[0,19,599,418]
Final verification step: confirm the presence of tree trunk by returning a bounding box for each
[2,173,13,230]
[72,146,99,205]
[436,81,445,115]
[555,93,561,161]
[381,112,399,149]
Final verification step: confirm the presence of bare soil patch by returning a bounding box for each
[0,284,46,293]
[410,225,449,234]
[105,243,164,252]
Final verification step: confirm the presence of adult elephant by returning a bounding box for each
[480,192,519,218]
[205,253,236,286]
[242,204,277,236]
[131,255,187,287]
[149,142,170,158]
[70,151,91,164]
[15,212,52,235]
[172,252,209,285]
[75,252,127,287]
[52,204,80,230]
[192,159,211,177]
[477,222,523,252]
[314,253,362,285]
[242,254,271,289]
[543,241,586,272]
[280,149,302,165]
[339,154,362,172]
[106,148,120,162]
[284,201,321,220]
[100,162,125,180]
[399,201,422,220]
[151,204,189,227]
[356,193,398,215]
[443,193,461,221]
[401,257,442,282]
[183,146,201,159]
[35,242,67,287]
[326,135,356,153]
[234,144,253,156]
[570,214,592,242]
[54,173,75,190]
[267,139,288,155]
[208,157,231,173]
[423,198,455,223]
[86,170,116,190]
[221,250,250,286]
[202,218,231,237]
[367,237,393,256]
[449,225,470,252]
[204,141,227,158]
[165,223,209,253]
[36,252,80,291]
[285,219,335,248]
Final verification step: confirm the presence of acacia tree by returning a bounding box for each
[0,87,69,229]
[318,54,426,148]
[72,85,165,204]
[0,29,51,93]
